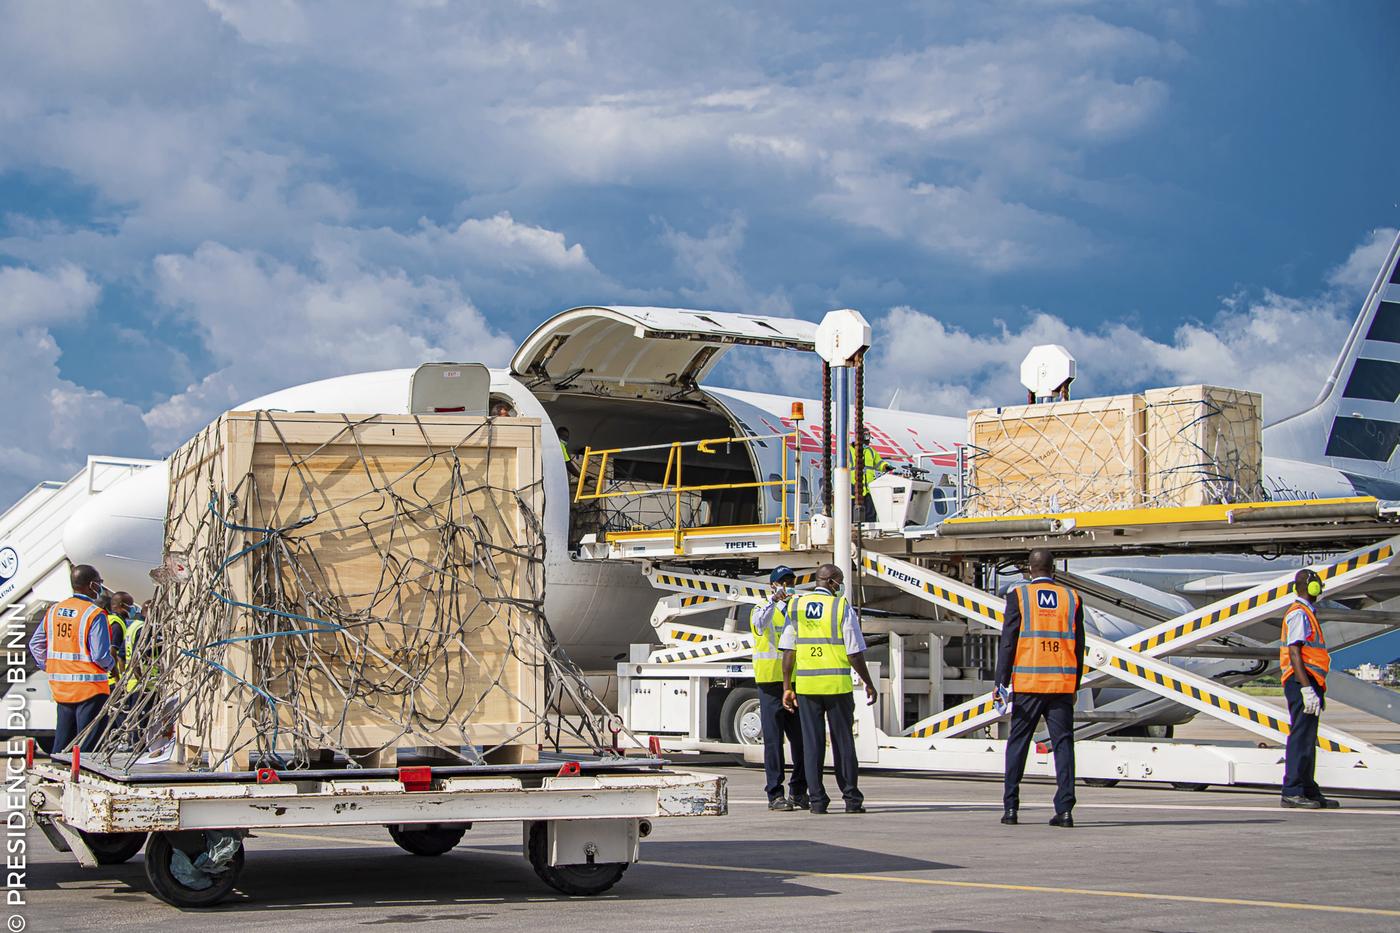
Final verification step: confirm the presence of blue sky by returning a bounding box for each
[2,4,1399,570]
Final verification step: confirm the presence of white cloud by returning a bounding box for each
[662,215,791,313]
[0,4,1181,276]
[0,267,149,503]
[1327,227,1398,292]
[0,263,99,327]
[142,241,517,448]
[864,231,1395,423]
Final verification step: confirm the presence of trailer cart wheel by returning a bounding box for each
[79,830,149,865]
[527,822,627,896]
[388,824,467,856]
[145,831,245,908]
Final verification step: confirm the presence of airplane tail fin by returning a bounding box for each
[1264,231,1400,478]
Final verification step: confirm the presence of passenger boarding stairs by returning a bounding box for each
[0,456,157,615]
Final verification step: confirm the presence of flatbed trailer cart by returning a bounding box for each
[27,750,726,907]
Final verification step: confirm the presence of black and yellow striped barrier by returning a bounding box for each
[1129,542,1394,653]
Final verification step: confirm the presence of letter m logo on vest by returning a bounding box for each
[804,601,825,619]
[1036,589,1059,610]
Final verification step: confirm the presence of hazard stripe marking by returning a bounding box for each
[911,699,996,738]
[1103,654,1351,752]
[862,556,1004,624]
[1127,543,1392,653]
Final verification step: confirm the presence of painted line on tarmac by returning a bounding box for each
[645,858,1400,918]
[258,831,1400,918]
[731,797,1400,815]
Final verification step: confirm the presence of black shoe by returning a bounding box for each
[1048,812,1074,827]
[1281,795,1323,809]
[1309,795,1341,809]
[790,794,811,810]
[1001,809,1018,825]
[769,797,793,811]
[810,804,829,814]
[845,804,867,814]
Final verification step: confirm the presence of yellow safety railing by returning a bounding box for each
[573,431,800,553]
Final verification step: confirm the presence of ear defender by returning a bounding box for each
[1307,579,1322,597]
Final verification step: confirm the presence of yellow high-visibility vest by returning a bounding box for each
[848,444,889,495]
[749,603,784,684]
[790,593,853,695]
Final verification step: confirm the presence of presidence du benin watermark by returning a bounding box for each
[3,607,28,931]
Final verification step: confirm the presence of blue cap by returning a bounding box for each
[769,565,797,584]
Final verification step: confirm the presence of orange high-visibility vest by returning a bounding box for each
[1011,581,1080,694]
[1280,601,1330,690]
[43,596,110,704]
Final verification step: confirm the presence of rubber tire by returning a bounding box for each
[527,822,628,896]
[80,830,149,865]
[719,687,762,746]
[1082,778,1119,788]
[388,824,466,856]
[144,832,245,908]
[1170,782,1209,792]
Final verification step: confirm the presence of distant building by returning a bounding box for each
[1350,663,1384,683]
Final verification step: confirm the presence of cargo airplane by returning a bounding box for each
[58,232,1400,737]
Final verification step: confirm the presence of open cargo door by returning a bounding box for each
[512,306,816,399]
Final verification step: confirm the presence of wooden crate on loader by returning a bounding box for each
[966,394,1147,516]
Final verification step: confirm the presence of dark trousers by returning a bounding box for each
[757,683,807,801]
[54,694,108,752]
[858,496,877,523]
[1282,678,1324,798]
[1004,692,1076,814]
[797,692,862,809]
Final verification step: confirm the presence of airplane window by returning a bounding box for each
[1325,415,1400,462]
[767,474,810,503]
[1342,358,1400,402]
[1364,301,1400,343]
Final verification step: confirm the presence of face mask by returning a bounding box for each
[831,582,844,596]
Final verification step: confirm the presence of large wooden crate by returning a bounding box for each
[966,394,1147,516]
[1144,385,1263,507]
[161,411,545,769]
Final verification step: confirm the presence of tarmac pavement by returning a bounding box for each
[23,761,1400,932]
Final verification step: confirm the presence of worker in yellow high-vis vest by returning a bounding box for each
[849,427,893,523]
[780,563,877,814]
[749,566,808,811]
[106,590,135,687]
[994,548,1085,828]
[557,425,581,480]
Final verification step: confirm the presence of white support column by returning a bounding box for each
[815,308,871,587]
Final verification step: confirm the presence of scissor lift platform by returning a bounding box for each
[609,497,1400,795]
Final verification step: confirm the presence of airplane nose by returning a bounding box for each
[63,460,169,601]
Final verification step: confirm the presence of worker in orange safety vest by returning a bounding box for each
[1279,568,1339,809]
[28,564,115,751]
[994,548,1085,828]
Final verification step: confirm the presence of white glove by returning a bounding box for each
[1301,686,1322,716]
[994,684,1013,716]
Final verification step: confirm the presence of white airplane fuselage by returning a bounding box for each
[62,368,1367,670]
